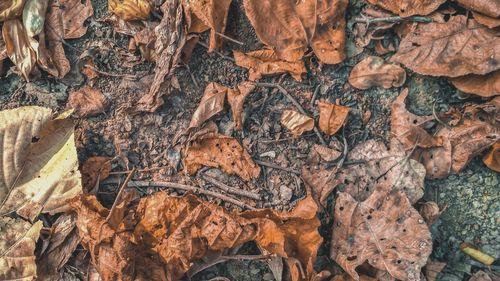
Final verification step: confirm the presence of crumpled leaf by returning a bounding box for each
[2,19,37,80]
[0,0,25,22]
[0,106,82,220]
[183,0,232,52]
[71,191,321,281]
[0,218,42,281]
[366,0,445,17]
[81,156,112,193]
[59,0,93,39]
[473,11,500,28]
[349,56,406,90]
[189,82,228,128]
[456,0,499,18]
[68,86,109,118]
[22,0,49,38]
[281,110,315,137]
[483,142,500,172]
[184,134,260,180]
[130,24,157,61]
[330,187,432,281]
[391,16,500,77]
[317,100,349,135]
[243,0,348,64]
[450,71,499,97]
[233,49,306,81]
[109,0,151,21]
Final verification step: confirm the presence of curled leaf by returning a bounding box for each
[22,0,48,37]
[317,100,349,135]
[472,11,500,28]
[349,56,406,90]
[0,0,25,22]
[281,110,315,137]
[234,49,306,81]
[109,0,151,21]
[456,0,499,18]
[483,142,500,172]
[81,156,112,193]
[391,16,500,77]
[189,82,228,128]
[366,0,445,17]
[450,71,499,97]
[243,0,348,64]
[419,201,443,226]
[2,19,37,80]
[67,86,109,117]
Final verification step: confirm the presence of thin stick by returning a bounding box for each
[215,31,244,46]
[254,160,300,175]
[109,166,168,175]
[201,174,261,200]
[254,82,328,146]
[83,64,140,80]
[354,15,432,24]
[310,84,321,106]
[105,168,136,222]
[197,41,235,62]
[259,133,315,144]
[219,254,271,260]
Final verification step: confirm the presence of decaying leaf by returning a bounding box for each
[469,270,494,281]
[392,16,500,77]
[0,106,82,220]
[227,82,256,130]
[473,11,500,28]
[59,0,93,39]
[483,142,500,172]
[330,187,432,281]
[189,82,228,128]
[281,110,315,137]
[183,0,232,52]
[81,156,112,193]
[243,0,348,64]
[233,49,306,81]
[317,100,349,135]
[353,7,396,54]
[425,261,446,281]
[22,0,49,38]
[349,56,406,90]
[184,134,260,180]
[456,0,500,18]
[0,0,25,22]
[366,0,445,17]
[312,144,342,162]
[109,0,151,21]
[450,71,500,97]
[68,86,109,117]
[2,19,37,80]
[419,201,443,226]
[0,218,42,281]
[71,191,321,281]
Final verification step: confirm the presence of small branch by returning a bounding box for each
[215,31,244,46]
[310,84,321,106]
[106,168,136,223]
[259,133,315,144]
[219,254,271,260]
[254,160,300,175]
[355,15,432,25]
[197,41,235,62]
[200,174,261,200]
[82,64,141,80]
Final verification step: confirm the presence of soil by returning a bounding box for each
[0,0,498,280]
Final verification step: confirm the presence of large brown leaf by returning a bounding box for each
[391,15,500,77]
[349,56,406,90]
[450,71,500,97]
[317,100,349,135]
[366,0,445,17]
[59,0,93,39]
[456,0,500,18]
[330,187,432,281]
[2,19,36,80]
[243,0,348,64]
[0,0,25,22]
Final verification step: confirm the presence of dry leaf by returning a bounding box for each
[131,24,157,61]
[473,11,500,28]
[281,110,315,137]
[312,144,341,162]
[81,156,112,193]
[0,0,25,22]
[353,7,396,54]
[0,35,6,61]
[391,16,500,77]
[483,142,500,172]
[456,0,499,18]
[22,0,49,37]
[330,187,432,281]
[189,82,228,128]
[419,201,443,226]
[233,49,306,81]
[366,0,445,17]
[470,270,494,281]
[184,134,260,180]
[349,56,406,90]
[109,0,151,21]
[243,0,348,64]
[450,71,500,97]
[227,82,255,130]
[0,106,82,220]
[71,191,321,281]
[68,86,109,117]
[59,0,93,39]
[425,261,446,281]
[2,19,37,80]
[183,0,232,52]
[0,218,42,281]
[317,100,349,135]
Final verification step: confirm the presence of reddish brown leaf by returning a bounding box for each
[391,16,500,77]
[81,156,112,193]
[59,0,93,39]
[456,0,499,18]
[233,49,306,81]
[450,71,500,97]
[317,100,349,135]
[189,82,227,128]
[366,0,445,17]
[68,86,109,117]
[419,201,443,226]
[281,110,315,137]
[483,142,500,172]
[349,56,406,90]
[473,11,500,28]
[184,134,260,180]
[243,0,348,64]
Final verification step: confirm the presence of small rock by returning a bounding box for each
[279,185,293,202]
[260,151,276,158]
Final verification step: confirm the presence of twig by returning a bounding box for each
[82,64,140,80]
[109,166,168,175]
[254,160,300,175]
[215,31,244,46]
[432,102,451,129]
[310,84,321,106]
[183,63,199,89]
[259,133,315,144]
[254,82,328,146]
[219,254,271,260]
[200,174,261,200]
[355,15,432,25]
[105,168,136,223]
[197,41,235,62]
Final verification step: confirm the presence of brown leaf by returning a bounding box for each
[366,0,445,17]
[0,0,25,22]
[281,110,315,137]
[233,49,306,81]
[391,89,443,151]
[243,0,348,64]
[425,261,446,281]
[349,56,406,90]
[184,134,260,180]
[450,71,500,97]
[470,271,494,281]
[419,201,443,226]
[81,156,112,193]
[391,16,500,77]
[0,35,7,61]
[227,81,255,131]
[456,0,499,18]
[109,0,151,21]
[68,86,109,117]
[317,100,349,135]
[473,11,500,28]
[2,19,37,80]
[312,144,342,162]
[183,0,232,52]
[59,0,93,39]
[189,82,228,128]
[330,187,432,281]
[353,7,396,54]
[483,141,500,172]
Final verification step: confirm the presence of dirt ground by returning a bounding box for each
[0,0,498,280]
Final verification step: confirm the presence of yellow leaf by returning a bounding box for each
[0,218,42,280]
[281,110,314,137]
[0,0,26,22]
[109,0,151,21]
[0,106,82,221]
[2,19,37,80]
